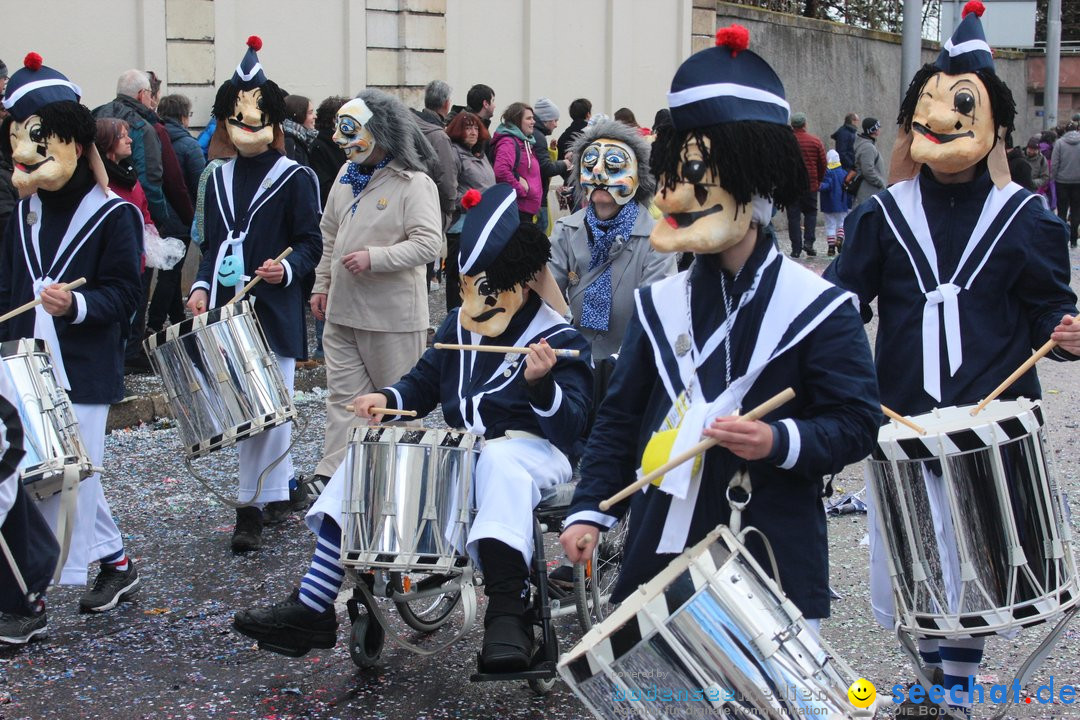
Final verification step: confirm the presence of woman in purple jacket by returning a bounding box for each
[490,102,542,223]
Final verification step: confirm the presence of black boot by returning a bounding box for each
[233,588,338,656]
[232,506,263,552]
[478,539,533,672]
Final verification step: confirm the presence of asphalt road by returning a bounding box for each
[4,250,1080,720]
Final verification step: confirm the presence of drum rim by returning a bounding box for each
[875,398,1045,461]
[186,407,297,460]
[145,299,250,350]
[0,337,53,356]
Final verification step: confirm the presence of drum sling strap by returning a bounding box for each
[873,178,1036,402]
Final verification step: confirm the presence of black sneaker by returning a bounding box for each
[827,246,836,256]
[803,245,817,257]
[232,506,263,552]
[79,561,141,613]
[305,474,329,499]
[233,588,338,656]
[0,609,47,644]
[263,500,291,525]
[481,614,534,672]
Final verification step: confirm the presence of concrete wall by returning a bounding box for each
[705,2,1033,180]
[445,0,692,132]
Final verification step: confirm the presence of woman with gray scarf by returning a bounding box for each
[548,120,676,360]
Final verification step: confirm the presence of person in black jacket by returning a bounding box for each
[556,98,591,161]
[531,97,572,233]
[830,112,859,170]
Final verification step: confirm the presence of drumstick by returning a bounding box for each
[599,387,795,512]
[576,533,593,550]
[225,247,293,306]
[971,338,1057,416]
[881,404,926,435]
[344,404,419,417]
[0,278,87,323]
[434,342,580,358]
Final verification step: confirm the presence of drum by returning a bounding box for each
[1,338,94,500]
[559,525,863,720]
[340,425,481,576]
[867,398,1078,637]
[144,301,295,459]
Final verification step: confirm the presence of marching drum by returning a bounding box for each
[144,301,295,459]
[341,425,481,576]
[867,398,1078,637]
[1,338,94,499]
[559,525,863,720]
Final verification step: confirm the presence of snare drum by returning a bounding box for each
[340,426,481,576]
[559,525,863,720]
[144,301,295,459]
[867,398,1078,637]
[1,338,94,500]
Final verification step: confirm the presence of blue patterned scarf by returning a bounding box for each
[340,155,393,213]
[580,201,639,331]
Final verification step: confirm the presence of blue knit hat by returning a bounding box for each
[935,1,994,75]
[231,36,267,90]
[1,53,82,122]
[667,24,790,132]
[458,184,520,276]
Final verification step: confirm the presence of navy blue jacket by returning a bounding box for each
[825,167,1077,415]
[566,239,881,619]
[194,150,323,359]
[379,293,593,460]
[831,122,857,170]
[0,164,143,404]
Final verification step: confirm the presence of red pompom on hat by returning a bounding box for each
[962,1,985,18]
[461,188,482,210]
[715,25,750,58]
[23,52,43,71]
[246,35,263,51]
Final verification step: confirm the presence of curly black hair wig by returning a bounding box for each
[649,120,807,210]
[478,222,552,294]
[212,78,287,125]
[897,63,1016,137]
[2,100,96,156]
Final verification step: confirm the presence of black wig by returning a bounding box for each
[212,78,288,125]
[479,222,552,295]
[649,120,807,210]
[897,63,1016,137]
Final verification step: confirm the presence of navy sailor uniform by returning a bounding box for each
[565,234,881,619]
[307,292,593,566]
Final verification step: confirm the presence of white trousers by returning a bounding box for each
[237,357,295,505]
[823,212,847,238]
[37,404,122,586]
[307,435,571,568]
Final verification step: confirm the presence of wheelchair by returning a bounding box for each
[342,479,627,696]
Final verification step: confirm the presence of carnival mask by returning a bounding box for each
[9,114,79,193]
[579,138,638,206]
[650,136,750,254]
[909,71,995,175]
[459,272,527,337]
[334,98,377,164]
[226,88,275,157]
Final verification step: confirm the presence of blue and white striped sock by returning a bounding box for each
[298,519,344,614]
[940,637,984,710]
[918,637,942,669]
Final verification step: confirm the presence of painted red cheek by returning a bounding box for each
[666,216,679,229]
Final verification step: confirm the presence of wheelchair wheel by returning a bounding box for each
[574,515,629,631]
[348,610,384,669]
[390,572,462,633]
[528,675,557,696]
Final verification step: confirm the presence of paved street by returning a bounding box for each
[4,253,1080,719]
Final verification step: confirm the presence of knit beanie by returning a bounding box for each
[533,97,560,123]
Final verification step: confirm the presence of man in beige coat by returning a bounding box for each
[310,90,443,482]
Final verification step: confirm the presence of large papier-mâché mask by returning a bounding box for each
[334,98,377,164]
[909,71,995,175]
[9,114,79,193]
[459,273,527,337]
[580,138,638,206]
[650,136,750,254]
[226,88,275,157]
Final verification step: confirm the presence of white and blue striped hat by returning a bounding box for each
[231,36,267,91]
[458,184,520,276]
[936,1,994,75]
[667,25,790,132]
[1,53,81,122]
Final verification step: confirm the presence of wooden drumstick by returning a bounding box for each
[599,387,796,512]
[226,247,294,305]
[0,278,87,324]
[576,533,593,550]
[434,342,580,358]
[344,404,419,417]
[971,338,1057,416]
[881,404,926,435]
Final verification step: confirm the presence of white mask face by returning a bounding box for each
[334,98,377,164]
[579,138,639,206]
[226,88,275,157]
[9,114,80,193]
